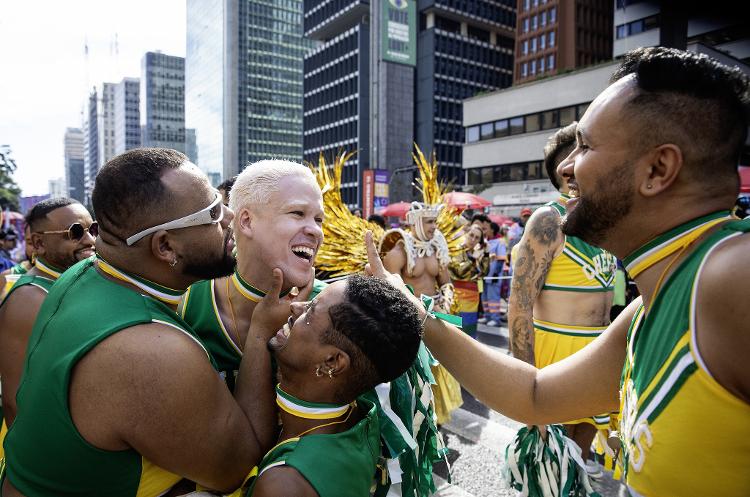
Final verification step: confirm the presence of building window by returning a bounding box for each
[526,114,540,132]
[480,123,494,140]
[548,54,555,69]
[524,0,530,11]
[560,106,576,125]
[521,62,528,77]
[467,126,479,142]
[522,39,528,55]
[549,7,556,22]
[530,37,537,52]
[576,103,588,119]
[494,120,509,138]
[531,15,537,30]
[539,57,545,72]
[540,34,546,49]
[530,59,536,75]
[523,18,529,33]
[549,30,555,47]
[616,25,627,39]
[509,117,524,135]
[540,11,547,26]
[532,0,538,7]
[615,15,660,39]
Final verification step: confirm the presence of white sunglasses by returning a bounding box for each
[126,193,224,246]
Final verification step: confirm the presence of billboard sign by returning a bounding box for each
[381,0,417,66]
[362,170,375,219]
[373,170,390,210]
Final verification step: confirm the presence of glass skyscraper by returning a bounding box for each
[187,0,311,180]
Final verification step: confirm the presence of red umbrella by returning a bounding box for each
[377,201,412,218]
[488,214,512,225]
[442,192,491,210]
[740,166,750,193]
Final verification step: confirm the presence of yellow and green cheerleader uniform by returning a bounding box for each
[618,212,750,497]
[2,256,209,496]
[0,259,60,460]
[182,271,447,497]
[245,395,381,497]
[180,270,327,391]
[533,196,616,430]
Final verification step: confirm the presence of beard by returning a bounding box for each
[182,229,237,280]
[561,163,634,246]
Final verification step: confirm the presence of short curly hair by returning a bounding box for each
[323,275,422,403]
[610,47,750,193]
[543,122,577,190]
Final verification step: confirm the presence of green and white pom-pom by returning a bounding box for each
[503,425,601,497]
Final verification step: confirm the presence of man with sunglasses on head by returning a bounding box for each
[2,149,293,496]
[0,197,95,453]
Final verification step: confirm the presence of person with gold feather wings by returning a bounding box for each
[311,145,464,496]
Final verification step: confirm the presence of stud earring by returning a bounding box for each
[327,368,335,380]
[646,184,653,189]
[169,258,178,267]
[315,366,324,377]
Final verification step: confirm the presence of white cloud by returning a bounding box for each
[0,0,186,196]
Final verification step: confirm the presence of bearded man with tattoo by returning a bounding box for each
[508,122,617,467]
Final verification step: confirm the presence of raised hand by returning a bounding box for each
[249,268,293,340]
[363,231,421,309]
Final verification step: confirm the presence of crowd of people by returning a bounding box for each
[0,47,747,497]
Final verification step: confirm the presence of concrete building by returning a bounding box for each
[64,127,86,204]
[48,178,67,199]
[82,89,99,207]
[613,2,749,63]
[303,0,516,207]
[462,61,617,214]
[114,77,141,155]
[186,0,309,180]
[97,82,117,169]
[141,52,187,152]
[514,0,612,84]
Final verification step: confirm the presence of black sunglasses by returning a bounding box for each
[36,222,98,241]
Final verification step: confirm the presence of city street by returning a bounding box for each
[431,323,625,497]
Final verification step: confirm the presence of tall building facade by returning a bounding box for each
[141,52,187,152]
[97,82,117,169]
[514,0,612,85]
[303,0,516,207]
[82,89,99,207]
[114,77,142,155]
[186,0,310,180]
[48,178,67,199]
[64,128,85,204]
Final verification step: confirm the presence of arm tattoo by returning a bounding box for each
[509,210,560,364]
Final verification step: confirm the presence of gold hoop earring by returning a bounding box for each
[315,366,324,377]
[327,368,335,379]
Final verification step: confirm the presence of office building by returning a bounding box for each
[141,52,187,152]
[82,90,99,207]
[64,127,86,204]
[613,2,749,63]
[98,82,117,169]
[114,77,141,155]
[514,0,613,85]
[462,61,616,214]
[186,0,310,180]
[48,178,66,199]
[303,0,516,207]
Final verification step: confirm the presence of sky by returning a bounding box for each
[0,1,186,196]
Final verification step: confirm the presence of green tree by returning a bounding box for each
[0,146,22,211]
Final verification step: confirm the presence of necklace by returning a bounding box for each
[276,384,353,420]
[35,258,63,280]
[623,210,732,279]
[96,255,186,306]
[225,277,243,351]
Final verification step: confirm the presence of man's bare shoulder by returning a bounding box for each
[252,465,318,497]
[523,206,563,247]
[694,231,750,401]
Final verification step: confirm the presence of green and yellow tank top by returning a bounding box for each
[619,218,750,497]
[543,196,616,292]
[181,277,327,391]
[4,257,216,497]
[245,397,380,497]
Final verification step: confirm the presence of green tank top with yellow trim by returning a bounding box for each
[4,258,216,497]
[181,278,328,391]
[543,197,616,292]
[245,397,380,497]
[619,218,750,497]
